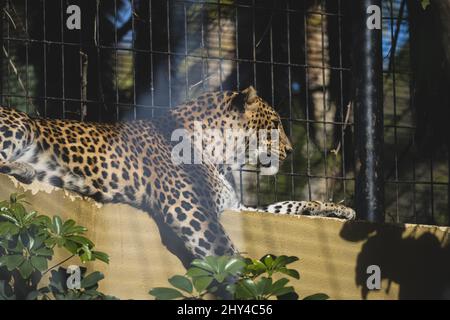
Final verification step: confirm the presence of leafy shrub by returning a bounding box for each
[0,193,115,300]
[149,254,329,300]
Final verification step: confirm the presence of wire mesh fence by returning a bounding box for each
[0,0,448,226]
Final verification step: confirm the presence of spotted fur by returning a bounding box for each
[243,201,355,220]
[0,86,354,264]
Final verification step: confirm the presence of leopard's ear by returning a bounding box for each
[231,86,258,112]
[242,86,258,104]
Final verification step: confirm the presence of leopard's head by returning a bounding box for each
[171,86,292,173]
[229,86,293,171]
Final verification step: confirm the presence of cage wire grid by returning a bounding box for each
[0,0,449,226]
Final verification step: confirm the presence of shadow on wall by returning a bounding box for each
[340,221,450,300]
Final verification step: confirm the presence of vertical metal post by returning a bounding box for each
[353,0,384,222]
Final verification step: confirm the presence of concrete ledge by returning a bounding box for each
[0,174,449,299]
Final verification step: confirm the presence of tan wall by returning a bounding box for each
[0,174,449,300]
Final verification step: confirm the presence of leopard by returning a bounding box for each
[0,86,355,265]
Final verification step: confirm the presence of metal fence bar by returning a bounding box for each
[353,0,385,222]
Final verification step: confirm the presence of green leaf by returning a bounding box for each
[193,276,213,294]
[81,271,104,289]
[271,278,290,293]
[32,215,51,227]
[284,256,299,265]
[269,278,297,299]
[30,233,46,250]
[214,272,227,283]
[273,286,294,297]
[303,293,329,300]
[79,244,93,262]
[235,279,259,299]
[62,219,76,233]
[168,275,193,294]
[216,256,230,274]
[186,267,212,278]
[0,222,20,236]
[1,254,25,271]
[149,287,185,300]
[5,240,25,253]
[52,216,63,235]
[66,226,88,234]
[272,255,299,270]
[263,255,275,268]
[92,251,109,264]
[277,291,299,300]
[248,260,267,272]
[11,203,27,222]
[224,258,246,275]
[18,260,34,279]
[48,268,68,293]
[30,256,48,272]
[191,258,215,273]
[0,213,19,225]
[33,247,54,257]
[279,267,300,280]
[23,211,37,223]
[24,233,35,250]
[256,277,273,296]
[66,235,94,247]
[204,256,220,273]
[61,239,78,254]
[246,259,267,275]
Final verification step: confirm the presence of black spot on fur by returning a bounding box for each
[193,211,206,222]
[175,207,187,221]
[15,131,24,140]
[198,239,211,250]
[214,246,226,256]
[195,247,206,257]
[181,201,193,211]
[182,227,193,236]
[190,220,201,231]
[204,230,216,242]
[49,176,64,188]
[92,192,103,202]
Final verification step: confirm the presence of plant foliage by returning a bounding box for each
[149,254,329,300]
[0,193,114,300]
